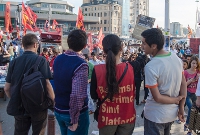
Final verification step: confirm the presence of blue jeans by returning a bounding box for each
[186,91,197,125]
[55,110,89,135]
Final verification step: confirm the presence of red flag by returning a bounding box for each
[98,34,104,49]
[22,2,38,31]
[27,7,37,23]
[97,28,102,40]
[76,8,85,31]
[52,20,58,30]
[87,32,94,52]
[5,2,12,33]
[22,2,32,31]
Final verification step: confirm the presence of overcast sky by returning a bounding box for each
[14,0,199,29]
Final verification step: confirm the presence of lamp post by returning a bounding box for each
[109,2,112,34]
[164,0,170,51]
[195,0,199,31]
[17,4,22,31]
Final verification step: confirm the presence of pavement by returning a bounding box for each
[0,83,196,135]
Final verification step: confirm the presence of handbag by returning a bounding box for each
[94,63,128,122]
[188,105,200,134]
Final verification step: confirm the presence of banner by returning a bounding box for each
[190,38,200,54]
[132,14,155,40]
[76,8,85,31]
[22,2,37,31]
[5,2,13,33]
[52,20,58,30]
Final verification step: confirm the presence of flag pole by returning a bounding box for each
[48,4,51,30]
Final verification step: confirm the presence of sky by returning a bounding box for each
[17,0,199,29]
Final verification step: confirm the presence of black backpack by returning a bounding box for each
[21,56,53,114]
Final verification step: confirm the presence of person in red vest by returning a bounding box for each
[90,34,147,135]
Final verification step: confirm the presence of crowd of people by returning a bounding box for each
[0,28,200,135]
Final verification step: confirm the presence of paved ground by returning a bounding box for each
[0,84,195,135]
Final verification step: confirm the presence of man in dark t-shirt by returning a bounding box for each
[4,33,55,135]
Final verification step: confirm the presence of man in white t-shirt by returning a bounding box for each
[141,28,187,135]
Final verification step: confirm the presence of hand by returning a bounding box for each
[196,97,200,108]
[174,96,184,105]
[88,79,91,83]
[68,123,78,131]
[196,73,200,80]
[190,78,196,83]
[178,108,185,122]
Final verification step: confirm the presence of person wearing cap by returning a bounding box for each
[89,52,100,65]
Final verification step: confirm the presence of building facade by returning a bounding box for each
[82,0,122,36]
[170,22,183,37]
[82,0,149,37]
[0,0,99,33]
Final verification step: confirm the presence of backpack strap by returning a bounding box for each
[24,56,43,77]
[33,56,43,72]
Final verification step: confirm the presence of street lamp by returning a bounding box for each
[108,2,112,34]
[17,4,22,31]
[195,0,199,31]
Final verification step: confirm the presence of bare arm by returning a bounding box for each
[46,79,55,101]
[4,82,11,98]
[149,87,183,104]
[177,74,187,122]
[3,54,10,58]
[179,74,187,108]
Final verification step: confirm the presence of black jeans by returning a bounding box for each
[135,80,142,105]
[14,110,47,135]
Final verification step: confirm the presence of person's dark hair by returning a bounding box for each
[127,54,134,62]
[67,29,87,52]
[182,59,188,68]
[102,34,122,101]
[43,48,48,53]
[141,28,164,50]
[22,33,38,49]
[52,48,58,56]
[84,54,89,61]
[186,55,191,58]
[187,55,200,70]
[91,52,96,56]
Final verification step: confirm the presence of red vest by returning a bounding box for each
[94,63,136,128]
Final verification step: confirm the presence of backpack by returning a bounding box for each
[21,56,53,114]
